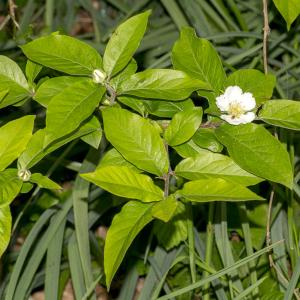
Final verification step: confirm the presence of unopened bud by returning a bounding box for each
[18,169,31,182]
[92,69,106,84]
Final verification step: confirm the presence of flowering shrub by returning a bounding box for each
[0,6,300,300]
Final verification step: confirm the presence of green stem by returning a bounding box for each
[203,202,215,300]
[187,203,196,284]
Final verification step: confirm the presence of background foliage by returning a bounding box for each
[0,0,300,299]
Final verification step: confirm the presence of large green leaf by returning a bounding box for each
[18,116,100,169]
[176,178,264,202]
[21,34,102,75]
[97,148,142,173]
[225,69,276,105]
[0,116,35,171]
[0,169,23,208]
[102,107,168,176]
[175,152,263,186]
[259,100,300,130]
[81,166,163,202]
[25,60,42,87]
[34,76,86,107]
[273,0,300,30]
[0,56,30,108]
[173,140,210,158]
[172,27,225,112]
[215,124,293,188]
[119,69,208,100]
[152,195,178,222]
[103,11,150,77]
[0,206,12,257]
[44,78,105,145]
[164,107,202,146]
[192,128,223,153]
[104,201,154,288]
[144,99,194,118]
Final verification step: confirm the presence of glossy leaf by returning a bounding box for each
[273,0,300,30]
[117,96,145,115]
[215,124,293,188]
[30,173,61,190]
[103,11,150,77]
[81,166,163,202]
[44,79,105,145]
[173,140,210,158]
[21,34,102,75]
[119,69,208,100]
[177,178,264,202]
[225,69,276,105]
[104,201,154,287]
[0,56,30,108]
[0,169,23,208]
[144,98,194,118]
[259,100,300,130]
[34,76,86,107]
[0,206,12,257]
[152,195,178,222]
[0,116,35,171]
[164,107,203,146]
[18,116,100,169]
[97,148,142,173]
[26,60,42,86]
[102,107,168,176]
[172,27,225,112]
[192,128,223,153]
[175,152,263,186]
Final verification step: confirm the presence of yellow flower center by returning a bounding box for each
[228,102,244,118]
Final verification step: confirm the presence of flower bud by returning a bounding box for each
[18,169,31,182]
[92,69,107,84]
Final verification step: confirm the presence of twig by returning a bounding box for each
[8,0,19,30]
[262,0,270,74]
[0,15,11,31]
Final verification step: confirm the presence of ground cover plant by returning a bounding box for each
[0,0,300,299]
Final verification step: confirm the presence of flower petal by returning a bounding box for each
[224,86,243,102]
[216,95,230,111]
[239,92,256,111]
[240,112,256,123]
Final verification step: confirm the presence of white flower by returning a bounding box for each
[216,86,256,125]
[18,169,31,182]
[92,69,106,84]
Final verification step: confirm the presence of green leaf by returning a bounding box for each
[176,178,264,202]
[259,100,300,130]
[173,140,210,158]
[30,173,61,189]
[25,60,43,86]
[81,166,163,202]
[44,78,105,145]
[18,116,100,169]
[192,128,223,153]
[144,99,194,118]
[0,56,30,108]
[119,69,208,100]
[273,0,300,30]
[117,96,145,115]
[164,107,202,146]
[175,152,263,186]
[21,34,102,75]
[34,76,86,107]
[154,201,187,250]
[172,27,226,112]
[225,69,276,105]
[104,201,154,288]
[110,59,137,90]
[0,116,35,171]
[0,206,12,257]
[215,124,293,188]
[103,11,150,77]
[152,195,178,222]
[97,148,142,173]
[102,107,169,176]
[80,117,102,149]
[0,169,23,208]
